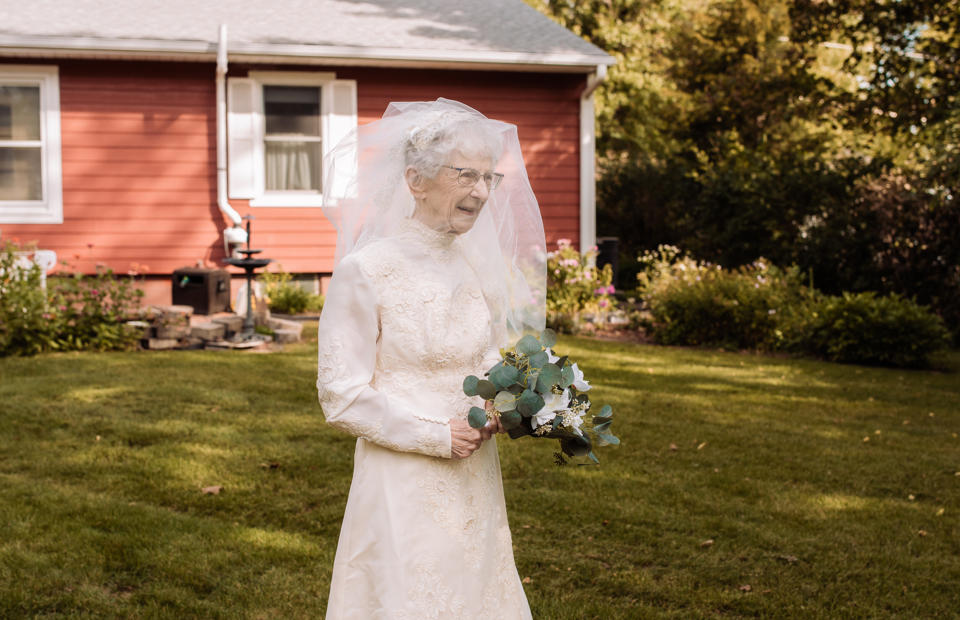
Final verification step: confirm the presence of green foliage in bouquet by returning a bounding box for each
[462,328,619,464]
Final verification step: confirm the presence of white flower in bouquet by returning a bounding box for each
[570,363,591,392]
[531,388,571,430]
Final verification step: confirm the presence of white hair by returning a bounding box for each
[403,110,503,178]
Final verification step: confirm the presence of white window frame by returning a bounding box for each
[0,65,63,224]
[248,71,336,207]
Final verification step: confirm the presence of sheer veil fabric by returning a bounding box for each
[322,98,547,347]
[316,100,543,618]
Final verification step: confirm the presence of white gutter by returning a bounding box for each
[215,24,247,252]
[0,35,614,73]
[579,64,607,253]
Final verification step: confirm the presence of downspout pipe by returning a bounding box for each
[216,24,247,252]
[579,64,607,255]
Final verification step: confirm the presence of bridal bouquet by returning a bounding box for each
[462,329,619,464]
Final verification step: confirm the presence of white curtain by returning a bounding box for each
[265,142,318,191]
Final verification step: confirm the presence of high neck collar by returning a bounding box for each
[402,216,458,250]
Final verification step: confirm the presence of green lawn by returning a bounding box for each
[1,328,958,619]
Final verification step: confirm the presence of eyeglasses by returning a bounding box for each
[442,165,504,190]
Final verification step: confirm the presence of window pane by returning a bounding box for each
[264,86,320,136]
[0,86,41,140]
[0,147,43,200]
[265,141,321,191]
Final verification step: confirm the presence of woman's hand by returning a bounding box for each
[450,418,484,459]
[479,400,504,441]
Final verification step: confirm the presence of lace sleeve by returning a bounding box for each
[316,255,452,458]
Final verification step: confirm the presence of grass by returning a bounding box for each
[1,327,958,618]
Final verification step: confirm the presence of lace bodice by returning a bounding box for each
[316,217,497,458]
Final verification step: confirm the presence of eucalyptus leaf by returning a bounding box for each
[556,355,568,368]
[500,410,522,429]
[597,404,612,418]
[486,362,503,376]
[560,435,591,457]
[551,414,563,431]
[517,390,544,417]
[528,351,548,369]
[596,431,620,447]
[587,451,600,464]
[462,375,480,397]
[527,369,540,387]
[536,364,561,394]
[516,334,542,356]
[491,365,521,388]
[540,328,557,347]
[476,380,497,401]
[467,406,488,429]
[560,365,574,389]
[494,390,517,412]
[593,420,613,435]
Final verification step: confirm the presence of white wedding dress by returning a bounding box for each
[316,218,532,619]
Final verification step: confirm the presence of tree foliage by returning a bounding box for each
[527,0,960,338]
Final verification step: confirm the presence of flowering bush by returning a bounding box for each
[259,267,324,315]
[0,242,57,355]
[637,245,807,350]
[0,241,144,356]
[546,239,615,333]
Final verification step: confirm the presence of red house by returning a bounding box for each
[0,0,613,306]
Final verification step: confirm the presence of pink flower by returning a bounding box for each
[557,238,572,249]
[606,285,616,294]
[599,299,609,308]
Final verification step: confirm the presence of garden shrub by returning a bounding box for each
[260,268,324,315]
[637,245,806,350]
[50,268,145,352]
[0,242,58,355]
[785,292,949,367]
[0,242,144,356]
[546,239,615,333]
[636,244,950,367]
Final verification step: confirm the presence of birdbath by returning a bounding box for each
[223,215,272,340]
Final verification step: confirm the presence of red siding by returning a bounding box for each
[2,60,585,279]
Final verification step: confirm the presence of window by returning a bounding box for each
[228,72,357,207]
[263,85,323,192]
[0,65,62,224]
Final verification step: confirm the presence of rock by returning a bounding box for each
[156,325,191,339]
[190,322,226,341]
[211,315,244,336]
[149,304,193,319]
[125,320,151,338]
[145,338,179,350]
[272,328,301,344]
[267,317,303,340]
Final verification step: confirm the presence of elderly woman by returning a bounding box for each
[316,99,545,619]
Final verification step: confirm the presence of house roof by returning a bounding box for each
[0,0,614,72]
